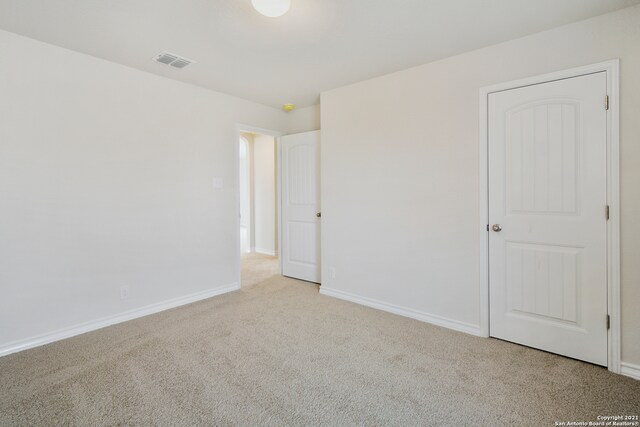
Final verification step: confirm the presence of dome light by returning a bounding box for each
[251,0,291,18]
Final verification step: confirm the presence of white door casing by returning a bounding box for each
[488,72,608,366]
[281,130,321,283]
[239,136,251,254]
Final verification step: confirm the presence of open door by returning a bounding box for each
[280,130,321,283]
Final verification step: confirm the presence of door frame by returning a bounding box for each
[238,135,252,254]
[478,60,620,373]
[235,124,284,286]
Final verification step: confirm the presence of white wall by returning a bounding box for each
[287,105,321,134]
[0,29,289,353]
[253,135,277,255]
[320,6,640,366]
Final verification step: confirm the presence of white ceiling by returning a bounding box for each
[1,0,638,108]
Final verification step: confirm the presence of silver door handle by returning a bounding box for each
[492,224,502,232]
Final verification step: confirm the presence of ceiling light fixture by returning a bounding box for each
[251,0,291,17]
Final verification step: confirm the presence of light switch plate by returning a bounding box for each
[213,177,224,189]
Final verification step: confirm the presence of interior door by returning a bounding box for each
[488,72,608,366]
[281,130,321,283]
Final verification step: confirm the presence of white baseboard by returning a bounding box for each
[0,283,240,358]
[620,362,640,380]
[254,248,278,256]
[319,287,482,337]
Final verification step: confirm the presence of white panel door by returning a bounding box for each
[281,130,321,283]
[488,72,608,366]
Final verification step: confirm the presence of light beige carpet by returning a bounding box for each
[0,256,638,425]
[240,252,280,288]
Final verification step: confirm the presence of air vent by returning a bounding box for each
[170,58,191,69]
[153,52,194,69]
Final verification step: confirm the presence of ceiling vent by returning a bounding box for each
[153,52,194,69]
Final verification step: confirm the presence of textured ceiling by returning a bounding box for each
[0,0,638,108]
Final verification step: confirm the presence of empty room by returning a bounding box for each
[1,0,639,425]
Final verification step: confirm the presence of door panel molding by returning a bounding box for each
[478,60,620,373]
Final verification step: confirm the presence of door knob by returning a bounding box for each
[316,212,322,218]
[492,224,502,232]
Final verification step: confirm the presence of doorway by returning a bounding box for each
[238,128,280,288]
[479,61,620,371]
[236,127,322,289]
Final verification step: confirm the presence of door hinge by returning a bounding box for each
[607,314,611,330]
[605,95,609,110]
[606,205,610,220]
